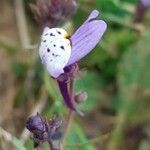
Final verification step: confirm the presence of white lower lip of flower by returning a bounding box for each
[43,46,71,78]
[46,63,65,78]
[39,29,71,78]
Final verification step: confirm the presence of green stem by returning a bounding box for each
[108,101,133,150]
[65,133,110,148]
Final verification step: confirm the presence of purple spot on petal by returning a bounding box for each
[44,33,48,36]
[47,48,50,52]
[50,33,55,36]
[60,46,65,50]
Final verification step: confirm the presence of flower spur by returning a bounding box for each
[39,10,107,115]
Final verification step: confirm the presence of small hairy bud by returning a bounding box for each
[75,91,88,104]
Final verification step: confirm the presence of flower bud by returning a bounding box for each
[48,116,63,140]
[26,114,63,148]
[75,91,88,104]
[26,114,46,135]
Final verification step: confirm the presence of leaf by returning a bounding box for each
[12,137,27,150]
[96,0,130,17]
[117,29,150,124]
[66,122,95,150]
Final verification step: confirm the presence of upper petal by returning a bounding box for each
[67,19,107,66]
[84,9,99,23]
[69,10,99,41]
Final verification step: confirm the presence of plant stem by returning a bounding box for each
[48,140,53,150]
[62,78,75,144]
[65,133,110,148]
[62,110,74,144]
[107,101,134,150]
[14,0,37,50]
[48,140,62,150]
[35,147,41,150]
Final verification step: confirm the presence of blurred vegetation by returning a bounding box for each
[0,0,150,150]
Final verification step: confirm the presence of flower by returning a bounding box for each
[140,0,150,7]
[26,113,63,148]
[134,0,150,22]
[39,10,107,114]
[40,10,107,78]
[26,113,46,135]
[30,0,77,28]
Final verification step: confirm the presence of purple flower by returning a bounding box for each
[26,114,46,135]
[26,114,63,148]
[30,0,77,28]
[39,10,107,114]
[134,0,150,22]
[140,0,150,7]
[40,10,107,78]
